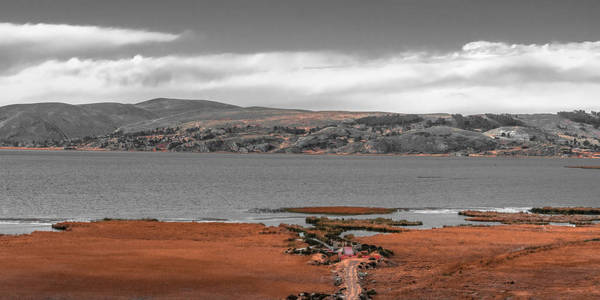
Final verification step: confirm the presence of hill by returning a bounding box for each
[134,98,240,117]
[0,98,244,145]
[0,102,138,144]
[1,99,599,157]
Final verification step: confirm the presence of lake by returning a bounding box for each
[1,150,599,234]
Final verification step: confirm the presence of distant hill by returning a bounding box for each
[0,102,132,144]
[134,98,240,117]
[1,97,364,144]
[1,98,599,157]
[0,98,245,144]
[80,103,159,125]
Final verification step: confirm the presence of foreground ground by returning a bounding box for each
[0,221,331,300]
[2,221,600,299]
[359,224,600,299]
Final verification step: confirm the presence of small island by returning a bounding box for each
[285,206,398,215]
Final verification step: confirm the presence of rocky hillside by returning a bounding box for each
[1,99,599,157]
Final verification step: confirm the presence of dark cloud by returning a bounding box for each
[2,41,600,113]
[1,0,600,54]
[1,1,600,113]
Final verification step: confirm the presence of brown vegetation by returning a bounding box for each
[459,210,600,225]
[358,224,600,299]
[0,221,332,300]
[565,165,600,169]
[531,206,600,215]
[4,220,600,299]
[285,206,397,215]
[306,216,421,233]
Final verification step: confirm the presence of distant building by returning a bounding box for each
[343,246,354,256]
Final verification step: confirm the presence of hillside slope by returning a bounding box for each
[0,103,128,144]
[134,98,240,117]
[0,98,244,144]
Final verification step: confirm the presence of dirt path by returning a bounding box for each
[339,258,364,300]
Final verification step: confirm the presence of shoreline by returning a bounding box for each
[2,146,600,159]
[1,221,600,299]
[7,205,600,236]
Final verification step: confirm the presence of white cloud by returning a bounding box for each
[2,41,600,113]
[0,22,180,53]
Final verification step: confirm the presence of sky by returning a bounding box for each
[1,0,600,113]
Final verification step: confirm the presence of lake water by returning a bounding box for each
[1,150,599,234]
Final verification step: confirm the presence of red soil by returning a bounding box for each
[358,224,600,299]
[0,221,332,300]
[285,206,396,215]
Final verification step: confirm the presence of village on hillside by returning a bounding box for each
[45,110,600,158]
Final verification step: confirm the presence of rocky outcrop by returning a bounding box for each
[365,126,496,154]
[292,126,371,151]
[484,126,559,144]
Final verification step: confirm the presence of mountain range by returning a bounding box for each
[1,98,599,157]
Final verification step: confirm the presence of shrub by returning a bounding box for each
[452,114,497,131]
[558,110,600,128]
[485,113,524,126]
[356,114,423,127]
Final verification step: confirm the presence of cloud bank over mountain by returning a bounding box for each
[1,21,600,113]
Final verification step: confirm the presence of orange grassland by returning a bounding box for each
[358,224,600,299]
[2,221,600,299]
[0,221,331,300]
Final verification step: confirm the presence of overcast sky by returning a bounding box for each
[2,0,600,113]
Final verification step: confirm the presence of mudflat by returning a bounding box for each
[0,221,331,300]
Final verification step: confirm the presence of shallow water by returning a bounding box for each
[1,150,599,234]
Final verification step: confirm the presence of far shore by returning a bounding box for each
[2,146,600,159]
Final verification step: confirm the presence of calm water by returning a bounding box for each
[1,150,599,234]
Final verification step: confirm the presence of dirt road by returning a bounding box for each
[339,258,364,300]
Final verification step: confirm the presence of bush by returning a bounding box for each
[485,114,524,127]
[452,114,497,131]
[425,118,449,128]
[558,110,600,128]
[356,114,423,127]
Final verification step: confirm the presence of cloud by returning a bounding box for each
[0,22,180,53]
[2,41,600,113]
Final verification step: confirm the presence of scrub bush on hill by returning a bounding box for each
[452,114,497,131]
[485,114,524,127]
[355,114,423,127]
[424,118,449,128]
[558,110,600,128]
